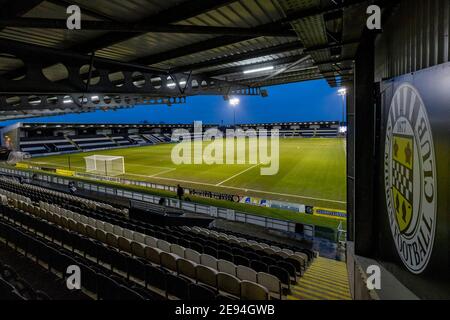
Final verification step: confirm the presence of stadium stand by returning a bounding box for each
[3,122,341,157]
[0,175,316,300]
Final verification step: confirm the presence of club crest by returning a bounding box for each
[384,83,437,274]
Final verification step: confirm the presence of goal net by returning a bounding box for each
[84,155,125,176]
[7,151,31,165]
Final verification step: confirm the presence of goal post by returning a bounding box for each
[84,155,125,176]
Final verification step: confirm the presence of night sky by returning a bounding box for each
[0,79,345,126]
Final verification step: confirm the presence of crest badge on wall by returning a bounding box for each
[384,83,437,274]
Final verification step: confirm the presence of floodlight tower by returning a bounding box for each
[338,88,347,126]
[229,97,240,127]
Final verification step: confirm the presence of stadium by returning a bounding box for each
[0,0,449,308]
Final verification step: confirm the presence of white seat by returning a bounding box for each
[236,265,257,282]
[217,259,236,276]
[113,225,123,237]
[196,265,217,288]
[200,254,218,270]
[95,220,104,229]
[241,280,269,300]
[160,252,178,271]
[170,244,185,257]
[88,217,97,227]
[80,215,89,225]
[257,272,281,299]
[123,228,134,240]
[156,239,171,252]
[144,235,157,247]
[133,232,145,244]
[104,223,114,233]
[185,248,201,264]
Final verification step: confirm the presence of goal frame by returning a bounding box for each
[84,155,125,176]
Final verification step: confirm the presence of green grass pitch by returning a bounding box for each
[29,138,346,211]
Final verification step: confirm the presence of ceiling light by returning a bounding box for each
[243,66,274,74]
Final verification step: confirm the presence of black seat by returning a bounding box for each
[190,242,203,253]
[188,283,216,300]
[261,256,277,266]
[277,261,297,280]
[166,273,191,299]
[233,255,250,267]
[145,265,167,291]
[286,257,303,273]
[203,246,218,258]
[97,273,120,300]
[218,250,233,261]
[79,264,97,293]
[268,265,290,287]
[250,260,268,273]
[118,285,146,300]
[127,256,146,281]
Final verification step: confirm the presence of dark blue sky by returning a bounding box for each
[1,79,344,126]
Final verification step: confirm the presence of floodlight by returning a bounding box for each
[338,88,347,96]
[243,66,274,74]
[229,98,240,106]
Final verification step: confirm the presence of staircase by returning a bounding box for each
[288,257,351,300]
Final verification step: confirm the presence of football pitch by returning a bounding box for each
[27,138,347,210]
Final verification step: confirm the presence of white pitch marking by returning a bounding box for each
[215,164,259,186]
[143,175,346,204]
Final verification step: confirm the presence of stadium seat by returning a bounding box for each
[145,265,166,291]
[133,232,145,244]
[217,272,241,297]
[195,265,217,288]
[236,265,257,282]
[170,244,185,257]
[277,261,297,281]
[188,283,216,300]
[250,260,268,273]
[233,255,250,267]
[241,280,269,300]
[145,246,162,265]
[160,252,178,272]
[144,235,157,248]
[166,274,191,299]
[127,256,146,282]
[177,258,197,279]
[130,241,145,258]
[268,265,290,289]
[157,239,171,253]
[257,272,282,299]
[185,248,201,264]
[106,232,118,248]
[118,237,132,253]
[200,254,217,269]
[217,259,236,276]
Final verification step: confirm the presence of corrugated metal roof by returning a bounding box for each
[0,0,368,119]
[0,1,104,49]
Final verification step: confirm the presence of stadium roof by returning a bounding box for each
[0,0,393,120]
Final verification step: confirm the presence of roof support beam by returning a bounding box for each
[202,55,352,78]
[132,1,369,66]
[0,0,44,19]
[73,0,238,53]
[173,40,357,75]
[0,18,296,37]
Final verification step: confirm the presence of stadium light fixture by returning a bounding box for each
[338,88,347,96]
[243,66,274,74]
[337,87,347,126]
[229,98,240,106]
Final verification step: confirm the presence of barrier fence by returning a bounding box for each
[0,166,323,239]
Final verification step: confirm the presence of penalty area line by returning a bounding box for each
[215,164,259,186]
